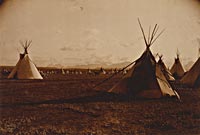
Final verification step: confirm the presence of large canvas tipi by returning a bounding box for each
[8,40,43,79]
[109,20,179,99]
[180,57,200,88]
[170,51,185,80]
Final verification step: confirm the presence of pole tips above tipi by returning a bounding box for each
[176,48,180,59]
[157,53,163,60]
[137,18,165,49]
[20,40,32,54]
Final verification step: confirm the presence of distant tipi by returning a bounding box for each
[8,40,43,79]
[170,50,185,80]
[108,20,179,99]
[180,57,200,89]
[100,67,106,75]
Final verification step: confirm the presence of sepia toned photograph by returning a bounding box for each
[0,0,200,134]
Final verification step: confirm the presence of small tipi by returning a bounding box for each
[100,67,106,75]
[8,40,43,79]
[157,55,175,81]
[109,20,179,99]
[170,50,185,80]
[180,57,200,88]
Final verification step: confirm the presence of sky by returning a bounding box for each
[0,0,200,69]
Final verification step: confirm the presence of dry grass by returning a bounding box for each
[0,74,200,135]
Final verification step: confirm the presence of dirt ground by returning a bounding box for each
[0,73,200,135]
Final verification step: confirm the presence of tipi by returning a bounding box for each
[109,20,179,99]
[170,50,185,80]
[100,67,106,75]
[157,55,175,81]
[180,57,200,89]
[8,40,43,79]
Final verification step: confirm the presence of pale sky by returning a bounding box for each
[0,0,200,68]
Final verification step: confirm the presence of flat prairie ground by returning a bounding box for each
[0,74,200,135]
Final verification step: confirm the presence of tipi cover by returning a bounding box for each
[170,53,185,80]
[109,20,179,99]
[180,58,200,88]
[8,40,43,79]
[157,55,175,81]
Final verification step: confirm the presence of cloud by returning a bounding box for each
[83,28,100,36]
[60,44,97,52]
[60,46,80,51]
[87,54,113,65]
[119,43,130,48]
[78,28,104,51]
[60,46,70,51]
[119,37,143,48]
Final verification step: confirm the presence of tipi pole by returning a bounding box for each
[198,38,200,58]
[149,24,158,45]
[150,29,165,45]
[92,59,138,89]
[147,26,151,45]
[138,18,148,46]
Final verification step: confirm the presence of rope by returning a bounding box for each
[92,59,138,89]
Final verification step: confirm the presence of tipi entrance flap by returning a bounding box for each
[156,64,176,96]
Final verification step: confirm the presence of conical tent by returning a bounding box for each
[8,40,43,79]
[170,51,185,80]
[157,55,175,81]
[99,67,106,75]
[109,20,179,99]
[180,57,200,88]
